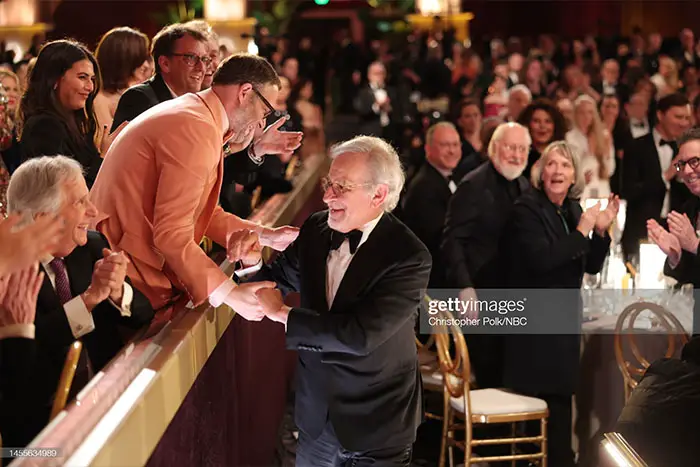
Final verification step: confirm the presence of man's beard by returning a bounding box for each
[494,159,526,181]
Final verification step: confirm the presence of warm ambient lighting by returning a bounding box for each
[204,0,245,21]
[0,0,36,26]
[602,432,648,467]
[64,369,157,467]
[415,0,460,15]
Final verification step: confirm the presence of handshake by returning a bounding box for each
[222,224,300,323]
[225,224,299,267]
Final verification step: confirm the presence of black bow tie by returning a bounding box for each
[660,139,676,148]
[633,121,646,128]
[330,229,363,254]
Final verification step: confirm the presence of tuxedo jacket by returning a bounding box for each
[353,84,398,138]
[0,231,154,447]
[621,133,691,258]
[254,211,431,451]
[400,162,452,287]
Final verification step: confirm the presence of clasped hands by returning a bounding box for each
[648,211,699,266]
[223,225,299,322]
[82,248,129,311]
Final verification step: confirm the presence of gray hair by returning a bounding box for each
[487,121,531,160]
[425,121,458,147]
[509,84,532,102]
[530,141,585,199]
[7,156,84,225]
[329,135,405,212]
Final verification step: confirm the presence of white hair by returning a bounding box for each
[508,84,532,102]
[329,135,405,212]
[7,156,84,225]
[487,121,532,160]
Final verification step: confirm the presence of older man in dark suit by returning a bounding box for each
[2,156,155,448]
[251,136,431,466]
[401,122,461,288]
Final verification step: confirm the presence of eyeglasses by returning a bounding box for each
[675,156,700,172]
[500,141,530,154]
[321,176,374,196]
[171,53,212,68]
[252,86,276,118]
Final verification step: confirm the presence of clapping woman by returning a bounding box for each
[503,141,618,466]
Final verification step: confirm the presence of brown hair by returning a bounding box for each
[213,53,280,88]
[95,27,150,93]
[151,23,207,75]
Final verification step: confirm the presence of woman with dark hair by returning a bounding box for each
[517,97,568,181]
[94,27,152,134]
[18,39,105,188]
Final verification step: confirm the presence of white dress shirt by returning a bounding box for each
[427,160,457,193]
[629,117,650,139]
[370,83,390,128]
[41,255,134,339]
[652,128,674,218]
[326,213,383,308]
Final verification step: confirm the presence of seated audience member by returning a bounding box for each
[401,122,461,288]
[4,155,155,446]
[517,98,568,181]
[504,84,532,122]
[504,141,616,467]
[453,98,484,179]
[614,336,700,467]
[0,264,46,450]
[18,40,109,188]
[93,27,152,135]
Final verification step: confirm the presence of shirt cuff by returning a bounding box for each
[235,259,263,278]
[0,323,35,340]
[109,282,133,318]
[669,252,682,269]
[66,296,96,339]
[209,279,236,308]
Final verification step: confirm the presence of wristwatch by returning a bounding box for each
[247,144,265,166]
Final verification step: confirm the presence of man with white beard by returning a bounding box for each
[441,122,531,389]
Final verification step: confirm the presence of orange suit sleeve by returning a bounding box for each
[152,118,230,306]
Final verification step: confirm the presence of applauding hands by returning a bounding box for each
[577,195,620,238]
[647,210,700,266]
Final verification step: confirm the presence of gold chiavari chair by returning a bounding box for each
[614,301,689,402]
[50,341,83,420]
[250,186,263,210]
[434,309,548,467]
[285,155,299,181]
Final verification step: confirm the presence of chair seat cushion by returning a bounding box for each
[450,388,548,416]
[421,369,475,389]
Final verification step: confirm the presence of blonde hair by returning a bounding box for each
[530,140,585,199]
[573,94,609,180]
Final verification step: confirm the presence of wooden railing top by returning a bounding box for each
[10,152,327,467]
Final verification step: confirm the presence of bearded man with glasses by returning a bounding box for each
[91,53,300,322]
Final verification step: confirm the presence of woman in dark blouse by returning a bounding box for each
[18,40,104,188]
[503,141,617,467]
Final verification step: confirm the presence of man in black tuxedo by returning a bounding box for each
[251,136,431,466]
[441,122,531,389]
[648,128,700,335]
[401,122,460,288]
[1,156,154,448]
[594,59,629,104]
[354,62,398,145]
[622,93,693,262]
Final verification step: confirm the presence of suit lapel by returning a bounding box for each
[330,214,392,313]
[308,220,332,314]
[37,263,62,313]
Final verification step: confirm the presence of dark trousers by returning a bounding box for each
[296,421,413,467]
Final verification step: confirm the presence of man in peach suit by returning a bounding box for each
[90,53,301,319]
